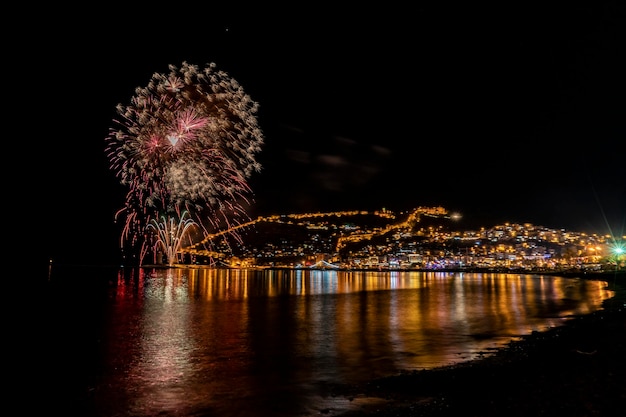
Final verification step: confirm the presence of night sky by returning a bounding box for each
[20,3,625,266]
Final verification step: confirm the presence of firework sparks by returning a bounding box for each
[147,211,198,266]
[106,62,264,264]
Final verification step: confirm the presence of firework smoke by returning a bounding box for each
[106,61,264,264]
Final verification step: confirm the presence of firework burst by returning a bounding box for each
[106,62,264,264]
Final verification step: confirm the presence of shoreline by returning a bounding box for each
[324,275,626,416]
[134,263,625,276]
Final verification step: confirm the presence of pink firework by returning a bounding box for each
[106,62,264,263]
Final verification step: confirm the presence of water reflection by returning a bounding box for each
[92,268,612,417]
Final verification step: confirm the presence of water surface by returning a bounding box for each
[40,267,613,417]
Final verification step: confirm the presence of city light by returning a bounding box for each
[609,241,625,267]
[174,206,623,272]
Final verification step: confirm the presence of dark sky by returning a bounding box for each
[19,2,625,265]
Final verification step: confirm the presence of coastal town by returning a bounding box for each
[177,206,625,272]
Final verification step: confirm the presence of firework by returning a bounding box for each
[106,62,264,264]
[147,211,198,266]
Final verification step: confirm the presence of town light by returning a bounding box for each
[608,241,624,280]
[610,241,625,258]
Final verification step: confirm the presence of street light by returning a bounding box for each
[610,241,625,269]
[608,241,625,294]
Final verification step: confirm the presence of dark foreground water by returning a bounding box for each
[36,266,613,417]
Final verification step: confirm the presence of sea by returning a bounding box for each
[33,265,614,417]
